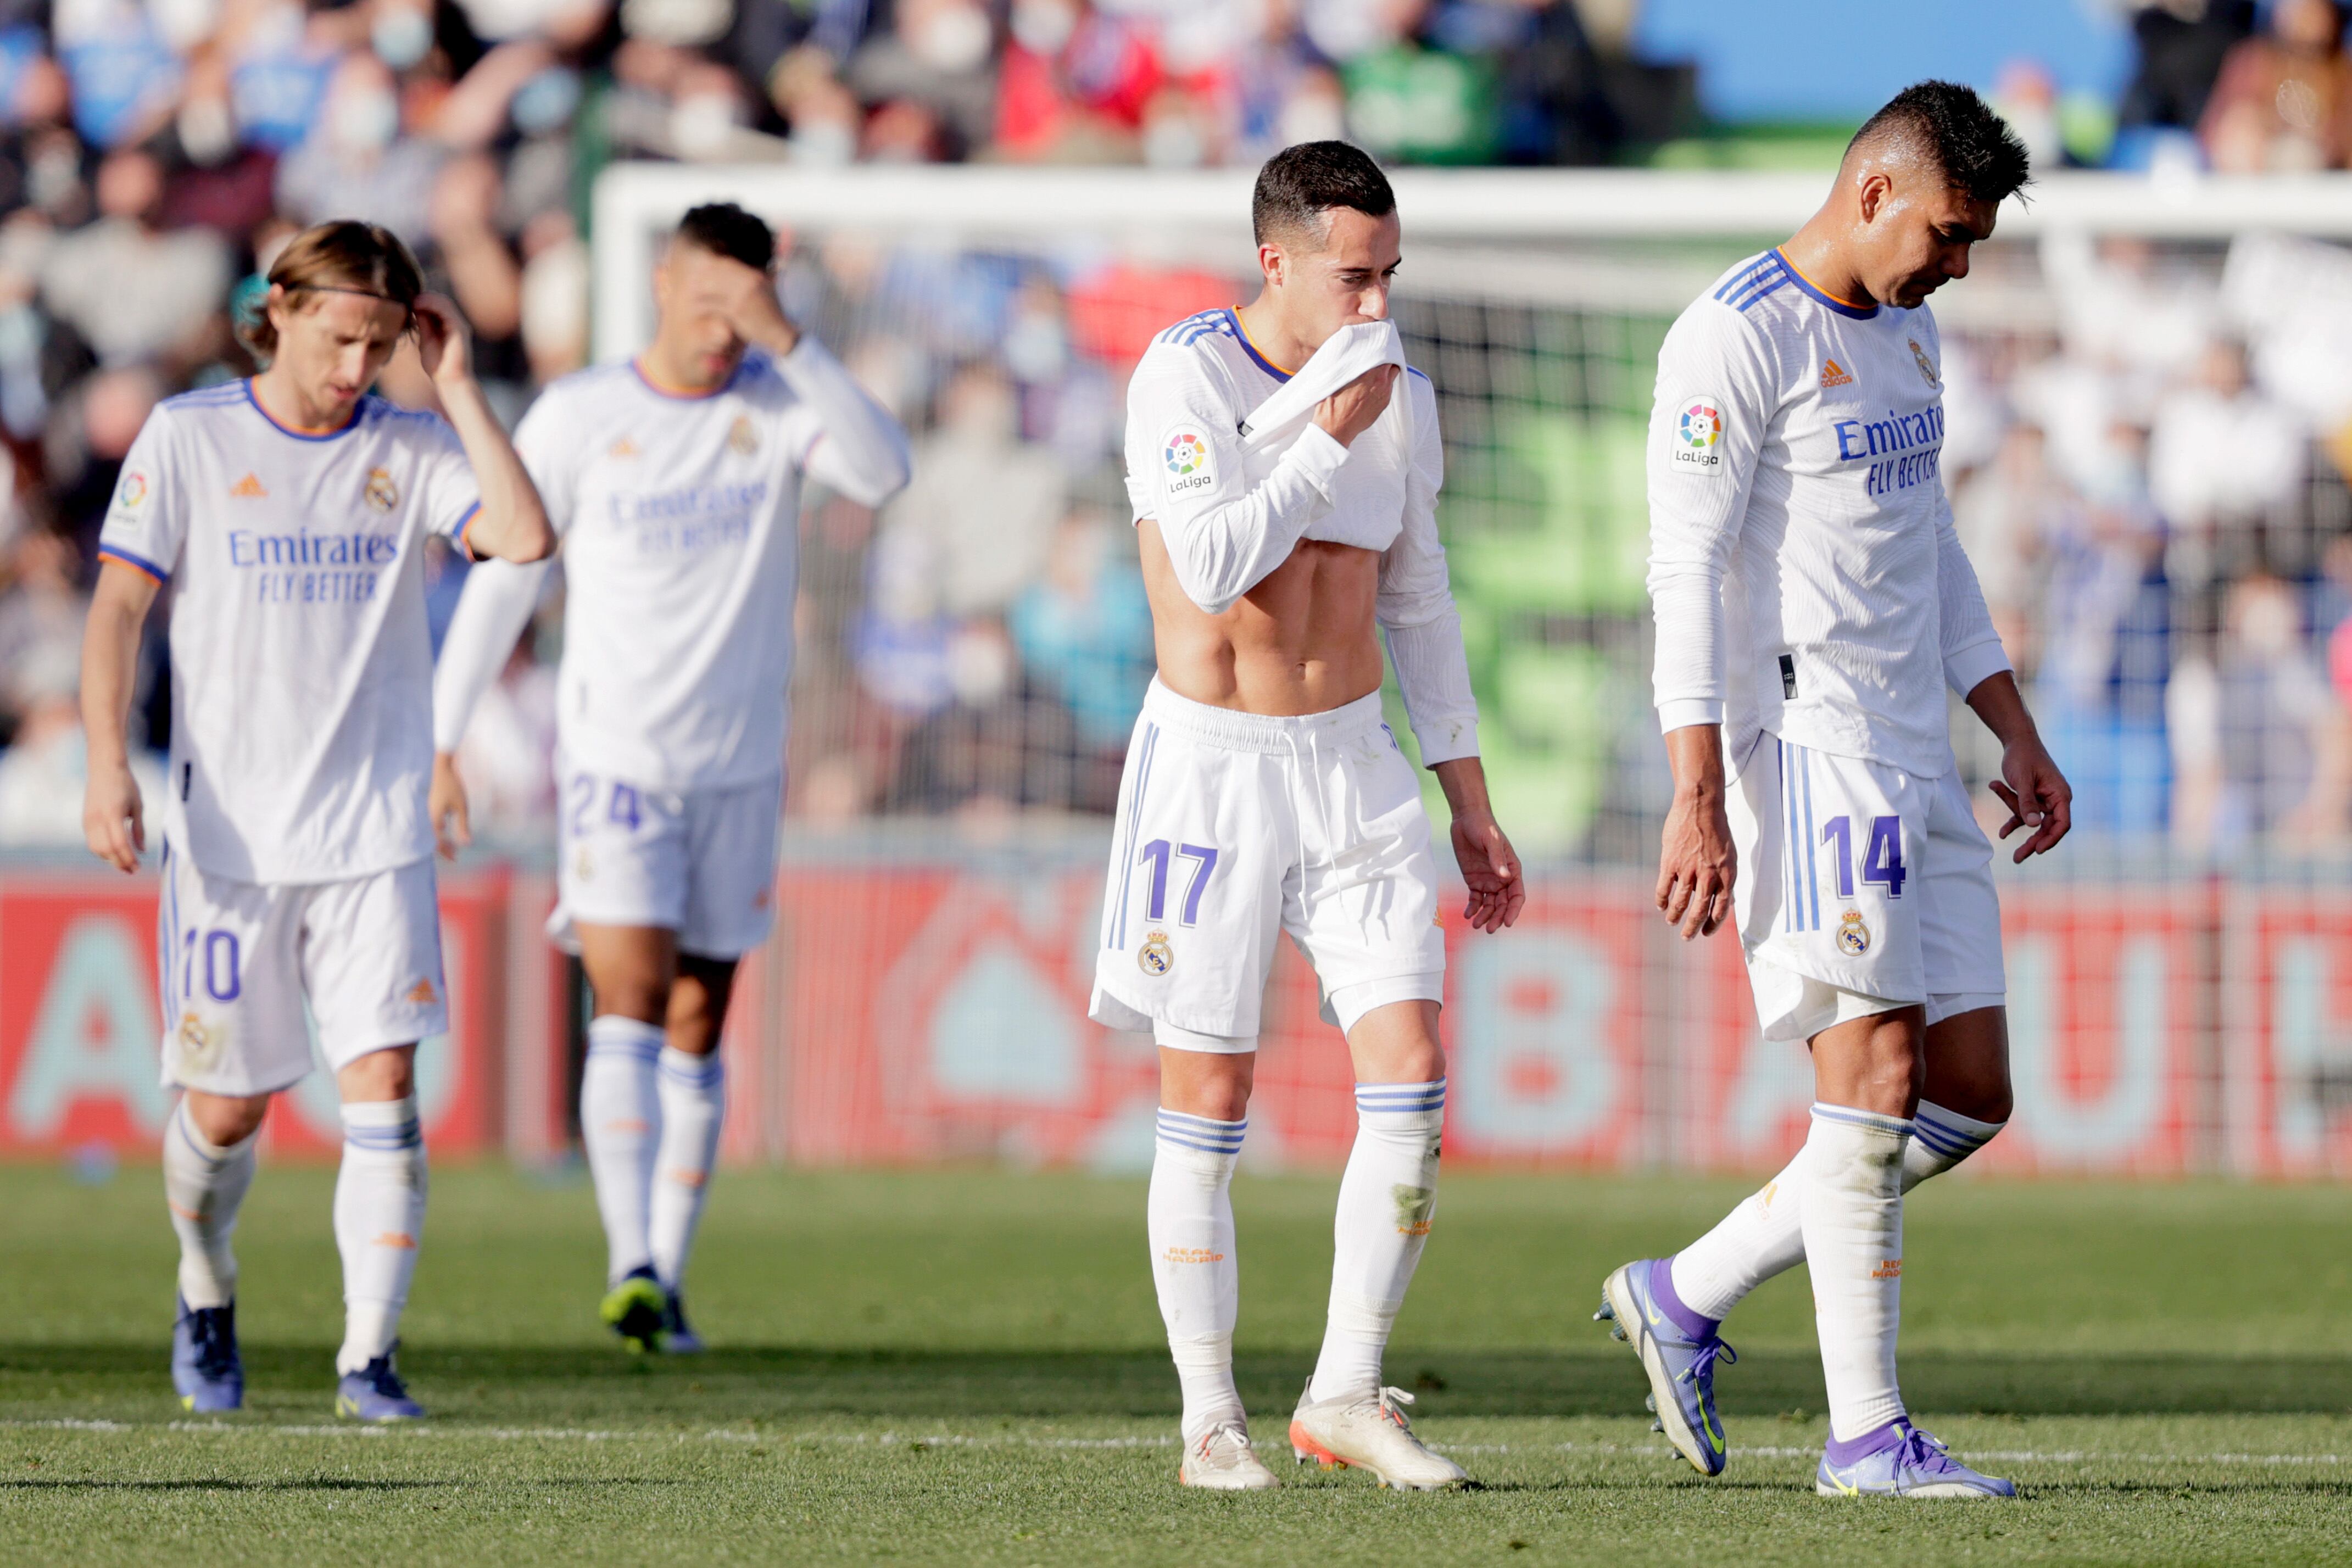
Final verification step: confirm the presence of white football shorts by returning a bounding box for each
[1729,735,2005,1042]
[157,841,449,1096]
[549,761,782,960]
[1089,680,1447,1049]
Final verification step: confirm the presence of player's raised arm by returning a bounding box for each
[1647,309,1776,939]
[1137,345,1386,616]
[711,261,913,507]
[414,293,554,565]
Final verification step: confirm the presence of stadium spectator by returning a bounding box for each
[0,526,85,733]
[40,146,231,370]
[0,637,161,845]
[2199,0,2352,171]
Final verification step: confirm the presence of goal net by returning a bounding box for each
[583,164,2352,1178]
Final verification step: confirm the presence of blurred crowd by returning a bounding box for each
[10,1,2352,853]
[1944,229,2352,854]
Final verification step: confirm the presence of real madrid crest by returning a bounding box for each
[364,467,399,512]
[728,415,759,456]
[1908,338,1938,388]
[1138,929,1174,976]
[1837,908,1871,957]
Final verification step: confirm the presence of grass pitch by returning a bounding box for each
[2,1163,2348,1565]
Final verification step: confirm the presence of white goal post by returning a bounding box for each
[589,164,2352,361]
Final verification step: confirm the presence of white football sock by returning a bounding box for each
[334,1096,427,1375]
[1669,1098,2005,1324]
[1307,1079,1445,1405]
[1801,1103,1911,1442]
[1149,1108,1245,1442]
[649,1046,724,1291]
[582,1015,664,1285]
[163,1100,258,1309]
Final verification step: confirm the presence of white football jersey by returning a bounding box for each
[98,381,482,884]
[1647,250,2010,780]
[440,341,909,792]
[1123,308,1478,766]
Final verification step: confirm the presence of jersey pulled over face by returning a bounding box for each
[516,353,825,790]
[1124,306,1431,555]
[98,382,482,883]
[1646,248,2009,779]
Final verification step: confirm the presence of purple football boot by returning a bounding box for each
[1596,1257,1737,1476]
[1816,1421,2016,1499]
[171,1296,244,1413]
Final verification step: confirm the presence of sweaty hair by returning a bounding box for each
[1252,141,1395,249]
[674,202,776,270]
[1848,80,2032,206]
[239,220,424,364]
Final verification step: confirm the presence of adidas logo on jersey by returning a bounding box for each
[1820,359,1853,388]
[609,437,639,459]
[406,978,437,1005]
[230,473,267,499]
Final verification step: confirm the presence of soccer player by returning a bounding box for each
[430,204,910,1352]
[1099,142,1522,1491]
[1603,82,2069,1499]
[80,221,555,1420]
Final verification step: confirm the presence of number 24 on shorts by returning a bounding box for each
[1137,839,1219,926]
[1820,814,1907,899]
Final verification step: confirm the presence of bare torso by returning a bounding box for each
[1138,520,1384,715]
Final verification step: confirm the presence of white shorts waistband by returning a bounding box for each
[1140,678,1388,754]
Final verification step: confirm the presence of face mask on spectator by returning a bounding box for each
[910,0,993,74]
[372,8,436,70]
[1010,0,1078,55]
[332,86,400,152]
[511,67,581,136]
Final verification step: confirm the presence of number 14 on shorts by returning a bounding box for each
[1820,815,1906,899]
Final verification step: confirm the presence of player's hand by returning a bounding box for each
[715,255,800,355]
[1657,785,1736,940]
[1314,363,1397,447]
[431,751,472,861]
[414,293,473,389]
[1451,808,1524,934]
[1989,733,2071,862]
[83,761,145,874]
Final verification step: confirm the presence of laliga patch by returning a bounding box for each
[1837,908,1872,957]
[1670,396,1725,477]
[117,470,148,511]
[1160,424,1216,500]
[1138,929,1174,976]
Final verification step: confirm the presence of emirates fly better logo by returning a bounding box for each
[1673,395,1725,476]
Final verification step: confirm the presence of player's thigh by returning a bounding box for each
[158,842,311,1097]
[677,774,783,963]
[299,858,449,1075]
[1095,723,1287,1039]
[553,761,692,942]
[1752,741,1928,997]
[1291,726,1445,1030]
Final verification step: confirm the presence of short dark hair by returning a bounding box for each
[1849,81,2032,206]
[673,202,776,270]
[1252,141,1395,248]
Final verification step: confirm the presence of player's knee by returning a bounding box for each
[590,974,670,1025]
[185,1092,269,1147]
[336,1045,416,1104]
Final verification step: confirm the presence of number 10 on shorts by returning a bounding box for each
[1138,839,1219,927]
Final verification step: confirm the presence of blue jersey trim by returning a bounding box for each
[1713,255,1778,305]
[1773,249,1879,320]
[245,380,363,441]
[1229,309,1292,382]
[98,544,169,583]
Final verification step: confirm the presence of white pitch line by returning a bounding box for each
[3,1419,2345,1466]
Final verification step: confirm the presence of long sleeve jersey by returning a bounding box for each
[1646,249,2011,779]
[1122,309,1479,765]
